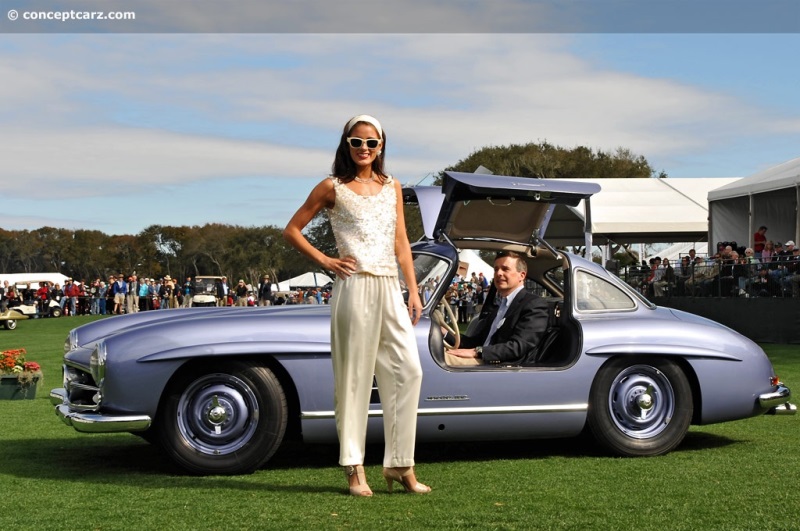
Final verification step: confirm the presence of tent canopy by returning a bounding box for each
[277,272,333,291]
[458,249,494,281]
[544,178,738,246]
[656,241,709,262]
[0,272,70,287]
[709,157,800,201]
[708,157,800,249]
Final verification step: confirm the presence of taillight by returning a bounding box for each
[770,376,780,387]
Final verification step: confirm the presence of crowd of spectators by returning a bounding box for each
[4,231,798,318]
[0,274,189,316]
[445,271,490,323]
[627,234,800,298]
[0,273,340,317]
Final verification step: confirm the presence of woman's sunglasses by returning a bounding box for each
[347,137,381,149]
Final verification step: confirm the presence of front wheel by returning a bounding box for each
[50,307,62,318]
[3,319,17,330]
[156,360,288,475]
[587,357,692,457]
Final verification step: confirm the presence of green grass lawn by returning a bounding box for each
[1,316,798,530]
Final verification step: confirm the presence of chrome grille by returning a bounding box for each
[63,364,100,412]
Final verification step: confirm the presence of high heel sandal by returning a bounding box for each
[382,467,431,494]
[344,465,373,497]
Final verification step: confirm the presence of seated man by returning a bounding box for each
[699,256,721,296]
[445,251,550,366]
[683,256,707,295]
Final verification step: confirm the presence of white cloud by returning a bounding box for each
[1,32,799,233]
[1,126,330,191]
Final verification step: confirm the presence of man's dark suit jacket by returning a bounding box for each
[460,290,550,364]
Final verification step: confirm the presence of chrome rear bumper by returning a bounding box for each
[50,388,152,433]
[758,384,796,415]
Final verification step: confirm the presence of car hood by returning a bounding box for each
[67,305,338,367]
[404,171,600,247]
[69,305,329,350]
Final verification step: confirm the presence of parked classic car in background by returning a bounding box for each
[51,172,795,475]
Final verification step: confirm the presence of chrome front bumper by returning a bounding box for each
[758,384,796,415]
[50,388,152,433]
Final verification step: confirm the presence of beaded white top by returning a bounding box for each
[328,176,398,277]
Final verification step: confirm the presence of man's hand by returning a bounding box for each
[448,348,479,359]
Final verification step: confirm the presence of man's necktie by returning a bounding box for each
[484,296,508,347]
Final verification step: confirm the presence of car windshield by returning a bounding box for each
[194,278,217,294]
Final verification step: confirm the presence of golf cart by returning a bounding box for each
[5,281,63,320]
[0,309,28,330]
[191,276,222,307]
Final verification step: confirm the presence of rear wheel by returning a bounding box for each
[156,360,287,475]
[50,307,62,318]
[3,319,17,330]
[588,357,692,457]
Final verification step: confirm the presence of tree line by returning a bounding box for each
[0,224,312,288]
[437,141,661,181]
[1,142,660,285]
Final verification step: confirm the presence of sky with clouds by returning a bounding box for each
[2,1,799,236]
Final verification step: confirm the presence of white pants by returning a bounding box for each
[330,273,422,468]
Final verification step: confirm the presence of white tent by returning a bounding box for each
[544,177,739,246]
[708,157,800,249]
[457,249,494,281]
[0,272,70,287]
[277,272,333,291]
[655,242,708,263]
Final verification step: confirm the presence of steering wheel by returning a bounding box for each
[433,300,460,350]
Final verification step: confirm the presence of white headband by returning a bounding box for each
[346,114,383,138]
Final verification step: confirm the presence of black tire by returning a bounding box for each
[3,319,17,330]
[156,360,287,475]
[50,307,62,318]
[587,356,692,457]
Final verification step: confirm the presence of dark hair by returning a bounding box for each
[331,119,387,183]
[495,250,528,274]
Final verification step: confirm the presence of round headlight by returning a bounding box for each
[90,341,107,386]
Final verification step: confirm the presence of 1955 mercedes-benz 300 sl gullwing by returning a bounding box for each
[51,172,795,475]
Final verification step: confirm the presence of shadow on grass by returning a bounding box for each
[282,429,740,467]
[676,430,743,452]
[0,428,740,489]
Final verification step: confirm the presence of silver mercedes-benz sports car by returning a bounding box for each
[51,172,795,475]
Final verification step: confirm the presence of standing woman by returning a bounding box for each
[284,115,429,497]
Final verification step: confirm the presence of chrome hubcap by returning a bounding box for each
[635,384,655,410]
[176,374,260,456]
[207,396,228,425]
[608,365,675,439]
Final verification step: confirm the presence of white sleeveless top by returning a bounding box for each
[328,176,398,277]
